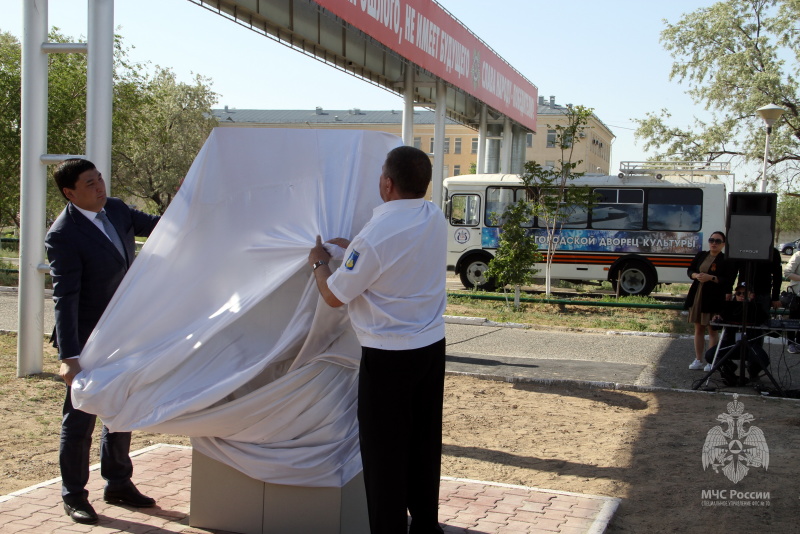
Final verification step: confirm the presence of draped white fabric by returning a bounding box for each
[71,128,402,487]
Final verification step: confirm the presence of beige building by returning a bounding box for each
[528,96,615,175]
[211,95,615,177]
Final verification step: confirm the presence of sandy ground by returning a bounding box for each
[3,343,800,534]
[441,376,800,533]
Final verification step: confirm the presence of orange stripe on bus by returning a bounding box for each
[545,253,692,268]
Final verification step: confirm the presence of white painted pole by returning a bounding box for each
[477,105,487,174]
[432,79,446,210]
[760,126,771,193]
[755,104,784,193]
[18,0,49,377]
[87,0,114,192]
[501,117,512,173]
[401,65,414,145]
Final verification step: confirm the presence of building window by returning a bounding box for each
[546,130,557,148]
[454,138,462,154]
[430,138,435,154]
[444,137,450,154]
[471,138,478,154]
[526,133,533,147]
[413,137,422,149]
[454,165,461,176]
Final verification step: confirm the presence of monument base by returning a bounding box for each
[189,449,369,534]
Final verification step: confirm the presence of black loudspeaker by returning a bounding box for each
[725,192,777,261]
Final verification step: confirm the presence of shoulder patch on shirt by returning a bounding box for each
[345,250,360,270]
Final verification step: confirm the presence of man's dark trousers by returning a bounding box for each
[358,338,446,534]
[60,386,133,504]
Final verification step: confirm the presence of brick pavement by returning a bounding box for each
[0,444,619,533]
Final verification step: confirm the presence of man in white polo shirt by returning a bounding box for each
[308,145,446,534]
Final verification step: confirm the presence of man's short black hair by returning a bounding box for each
[383,146,432,198]
[54,158,96,200]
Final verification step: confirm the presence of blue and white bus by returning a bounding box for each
[443,162,731,296]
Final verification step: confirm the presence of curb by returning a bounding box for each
[443,314,790,345]
[0,444,191,504]
[444,369,800,403]
[443,315,529,329]
[444,314,688,338]
[440,476,621,534]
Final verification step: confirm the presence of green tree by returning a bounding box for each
[113,68,217,214]
[522,105,595,295]
[0,32,21,228]
[484,199,540,309]
[776,194,800,241]
[634,0,800,191]
[0,29,91,227]
[0,29,217,225]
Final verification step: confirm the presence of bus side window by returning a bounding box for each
[591,188,644,230]
[517,189,534,227]
[647,188,702,231]
[450,194,481,226]
[485,187,515,226]
[534,189,588,228]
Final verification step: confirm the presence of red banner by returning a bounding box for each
[314,0,538,131]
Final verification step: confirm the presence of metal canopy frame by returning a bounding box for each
[190,0,526,133]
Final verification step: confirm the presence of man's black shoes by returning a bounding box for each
[103,484,156,507]
[64,484,154,523]
[64,500,98,524]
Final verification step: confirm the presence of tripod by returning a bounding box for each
[693,263,784,395]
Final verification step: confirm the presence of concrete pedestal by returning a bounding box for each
[189,449,369,534]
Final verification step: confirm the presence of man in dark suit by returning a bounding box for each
[45,158,160,524]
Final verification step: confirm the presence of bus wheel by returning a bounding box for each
[615,262,656,296]
[459,255,496,291]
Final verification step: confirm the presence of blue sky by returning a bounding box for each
[3,0,722,181]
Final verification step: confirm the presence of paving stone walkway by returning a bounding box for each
[0,444,619,533]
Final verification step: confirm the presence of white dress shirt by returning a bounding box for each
[327,198,446,350]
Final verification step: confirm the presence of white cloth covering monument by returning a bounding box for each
[71,127,402,489]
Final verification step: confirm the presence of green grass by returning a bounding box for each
[0,268,52,289]
[447,292,693,335]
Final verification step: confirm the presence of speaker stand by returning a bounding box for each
[694,265,784,396]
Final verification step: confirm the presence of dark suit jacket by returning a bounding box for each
[45,197,160,359]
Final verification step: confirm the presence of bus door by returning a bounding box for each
[447,192,483,254]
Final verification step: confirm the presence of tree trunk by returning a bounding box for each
[545,261,552,296]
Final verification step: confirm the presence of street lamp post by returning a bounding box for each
[756,103,785,192]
